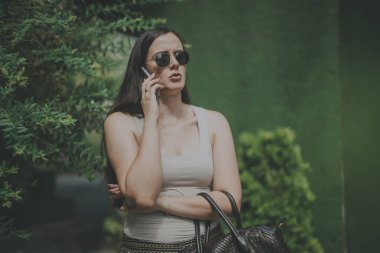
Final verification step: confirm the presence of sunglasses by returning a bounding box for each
[147,51,189,67]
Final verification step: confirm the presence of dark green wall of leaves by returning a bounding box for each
[340,0,380,252]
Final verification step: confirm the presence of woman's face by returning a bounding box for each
[145,32,187,94]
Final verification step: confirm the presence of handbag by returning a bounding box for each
[182,191,290,253]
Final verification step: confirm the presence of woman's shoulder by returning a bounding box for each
[197,107,231,144]
[198,107,230,129]
[104,111,140,132]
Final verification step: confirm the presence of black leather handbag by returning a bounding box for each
[182,191,290,253]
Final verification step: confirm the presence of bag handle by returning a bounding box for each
[195,219,203,253]
[199,191,242,243]
[221,190,242,229]
[201,191,242,238]
[196,192,250,253]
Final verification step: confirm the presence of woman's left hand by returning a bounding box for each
[108,184,123,199]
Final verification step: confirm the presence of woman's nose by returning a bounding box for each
[169,54,179,68]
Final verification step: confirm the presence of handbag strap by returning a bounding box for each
[221,190,242,229]
[204,220,211,242]
[195,220,203,252]
[197,192,250,253]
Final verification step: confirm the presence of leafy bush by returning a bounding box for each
[0,0,179,240]
[238,128,324,253]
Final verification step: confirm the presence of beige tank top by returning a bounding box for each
[124,106,217,242]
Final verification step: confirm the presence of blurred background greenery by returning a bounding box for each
[1,0,379,252]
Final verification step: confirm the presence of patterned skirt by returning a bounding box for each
[119,225,223,253]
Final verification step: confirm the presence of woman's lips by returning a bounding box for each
[169,73,181,81]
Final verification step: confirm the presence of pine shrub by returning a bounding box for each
[238,128,324,253]
[0,0,180,240]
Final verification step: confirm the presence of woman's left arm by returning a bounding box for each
[155,110,242,220]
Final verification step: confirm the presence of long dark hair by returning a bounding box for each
[101,26,191,194]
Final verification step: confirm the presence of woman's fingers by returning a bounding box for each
[108,184,120,192]
[141,73,157,95]
[150,83,165,94]
[142,78,160,100]
[107,184,122,199]
[108,184,119,189]
[140,72,165,119]
[109,188,121,194]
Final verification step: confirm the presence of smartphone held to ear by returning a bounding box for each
[141,67,160,103]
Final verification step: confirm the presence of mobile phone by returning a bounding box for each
[141,66,150,78]
[141,67,160,103]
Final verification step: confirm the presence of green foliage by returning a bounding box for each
[0,217,30,241]
[238,128,324,253]
[102,211,124,247]
[0,0,180,240]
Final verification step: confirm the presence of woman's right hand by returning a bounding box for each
[141,73,164,121]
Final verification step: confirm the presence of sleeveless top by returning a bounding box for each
[123,106,217,242]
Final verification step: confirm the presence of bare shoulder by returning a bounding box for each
[203,109,231,146]
[201,108,233,149]
[104,111,139,134]
[203,109,230,128]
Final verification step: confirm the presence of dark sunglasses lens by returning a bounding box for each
[176,51,189,65]
[154,53,170,67]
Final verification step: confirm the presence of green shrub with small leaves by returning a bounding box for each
[0,0,182,240]
[238,128,324,253]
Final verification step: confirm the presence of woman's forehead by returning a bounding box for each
[149,33,183,53]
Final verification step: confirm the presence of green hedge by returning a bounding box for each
[238,128,323,253]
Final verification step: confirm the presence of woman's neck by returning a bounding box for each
[158,93,191,120]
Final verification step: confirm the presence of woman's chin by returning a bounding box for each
[162,81,185,91]
[160,86,184,97]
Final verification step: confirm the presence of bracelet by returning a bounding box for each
[166,197,173,214]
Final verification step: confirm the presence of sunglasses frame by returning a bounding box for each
[146,50,189,67]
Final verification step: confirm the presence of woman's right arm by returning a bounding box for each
[104,73,164,208]
[104,113,162,208]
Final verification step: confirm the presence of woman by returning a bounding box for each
[103,26,242,252]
